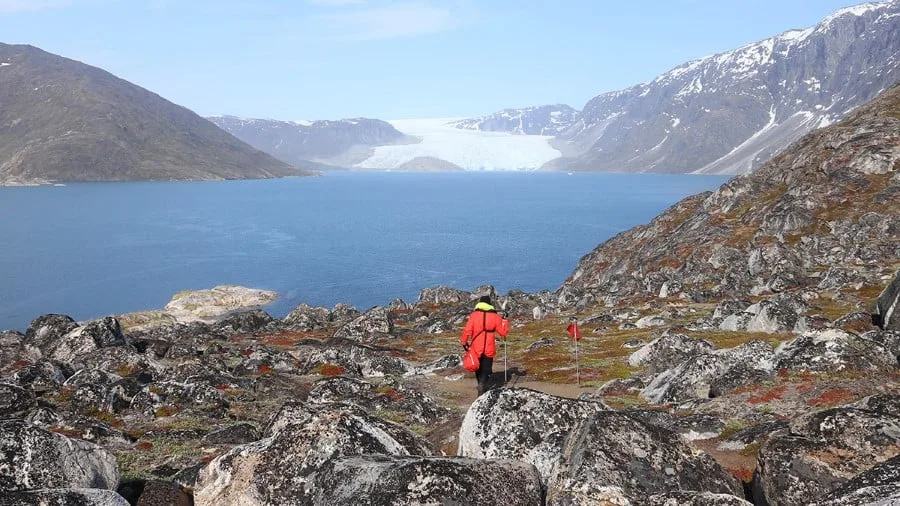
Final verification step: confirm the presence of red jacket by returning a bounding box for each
[460,303,510,358]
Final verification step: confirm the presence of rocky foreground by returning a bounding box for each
[0,274,898,505]
[1,83,899,506]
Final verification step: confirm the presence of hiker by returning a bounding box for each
[460,295,510,395]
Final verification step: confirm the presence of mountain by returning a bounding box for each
[0,44,307,184]
[208,116,414,168]
[557,82,900,307]
[545,1,900,174]
[450,104,579,136]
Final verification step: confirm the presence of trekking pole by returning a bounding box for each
[571,317,581,387]
[502,301,508,384]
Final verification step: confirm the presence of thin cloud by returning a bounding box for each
[320,2,455,41]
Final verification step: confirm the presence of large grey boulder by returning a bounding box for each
[194,402,432,505]
[773,329,897,372]
[874,270,900,330]
[282,303,331,331]
[545,411,741,504]
[627,333,715,373]
[458,388,608,479]
[310,455,544,506]
[332,306,394,342]
[24,314,78,353]
[816,453,900,506]
[641,340,775,403]
[47,318,128,363]
[0,489,130,506]
[458,388,740,503]
[10,361,70,394]
[754,399,900,506]
[214,309,278,335]
[0,420,119,491]
[0,383,36,419]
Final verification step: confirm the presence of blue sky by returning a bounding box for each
[0,0,867,120]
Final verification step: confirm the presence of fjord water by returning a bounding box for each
[0,172,728,331]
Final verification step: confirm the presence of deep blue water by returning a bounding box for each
[0,172,728,331]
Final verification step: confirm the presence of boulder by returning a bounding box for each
[79,347,166,377]
[0,489,130,506]
[0,420,119,491]
[295,341,411,378]
[712,300,752,321]
[130,380,227,417]
[641,340,775,404]
[307,376,452,425]
[645,491,753,506]
[282,303,331,331]
[47,318,127,363]
[744,299,801,333]
[0,383,36,419]
[773,329,896,372]
[24,314,78,353]
[874,270,900,330]
[330,303,360,323]
[458,388,608,479]
[816,453,900,506]
[10,361,70,394]
[458,389,739,504]
[214,309,278,335]
[309,455,543,506]
[416,286,471,306]
[754,401,900,506]
[635,314,667,328]
[62,369,127,414]
[194,402,432,505]
[545,411,742,504]
[627,333,715,373]
[0,330,41,371]
[332,306,394,342]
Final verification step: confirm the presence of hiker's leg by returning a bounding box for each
[478,356,494,393]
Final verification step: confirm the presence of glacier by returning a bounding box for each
[354,118,562,171]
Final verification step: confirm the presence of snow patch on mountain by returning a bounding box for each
[355,118,562,171]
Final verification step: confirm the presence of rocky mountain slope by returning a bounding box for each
[544,1,900,174]
[0,43,309,184]
[450,104,579,136]
[558,82,900,307]
[208,115,414,168]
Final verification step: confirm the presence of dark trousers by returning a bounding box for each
[476,355,493,393]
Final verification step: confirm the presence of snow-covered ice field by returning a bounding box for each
[355,118,562,170]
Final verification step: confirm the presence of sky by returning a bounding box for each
[0,0,874,120]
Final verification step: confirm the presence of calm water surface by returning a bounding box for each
[0,172,729,331]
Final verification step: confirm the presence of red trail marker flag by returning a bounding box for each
[566,322,581,341]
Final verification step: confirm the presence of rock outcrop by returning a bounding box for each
[754,397,900,506]
[162,286,278,324]
[193,402,432,505]
[0,420,119,491]
[458,388,741,504]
